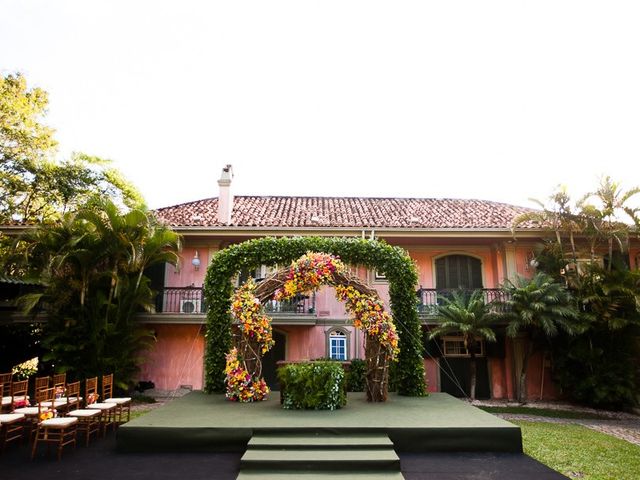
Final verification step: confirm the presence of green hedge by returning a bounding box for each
[346,358,366,392]
[278,361,346,410]
[203,237,426,396]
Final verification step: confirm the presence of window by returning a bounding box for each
[236,264,278,286]
[442,336,484,357]
[328,330,348,361]
[435,255,483,289]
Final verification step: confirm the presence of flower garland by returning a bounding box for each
[224,347,270,402]
[335,285,399,358]
[274,252,345,300]
[224,252,400,402]
[231,279,274,355]
[274,252,399,359]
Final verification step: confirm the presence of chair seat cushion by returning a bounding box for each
[53,400,68,407]
[67,409,101,417]
[3,395,29,407]
[86,402,117,410]
[0,413,25,424]
[60,396,82,403]
[41,417,78,427]
[14,407,39,415]
[108,397,132,404]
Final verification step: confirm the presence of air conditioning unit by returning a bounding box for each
[180,299,201,314]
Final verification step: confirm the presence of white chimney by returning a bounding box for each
[217,164,234,225]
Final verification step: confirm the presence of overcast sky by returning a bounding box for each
[1,1,639,210]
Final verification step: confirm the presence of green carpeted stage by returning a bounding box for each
[116,392,522,454]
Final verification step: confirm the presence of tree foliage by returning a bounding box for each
[15,198,180,388]
[204,236,426,396]
[0,73,144,225]
[502,273,580,403]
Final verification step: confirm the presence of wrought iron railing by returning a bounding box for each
[263,293,316,315]
[416,288,511,316]
[154,288,316,315]
[156,287,207,314]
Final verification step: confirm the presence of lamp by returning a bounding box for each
[191,250,201,270]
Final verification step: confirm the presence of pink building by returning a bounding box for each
[137,166,640,401]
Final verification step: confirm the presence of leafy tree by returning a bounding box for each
[0,73,144,225]
[429,290,498,400]
[502,273,580,403]
[578,176,640,271]
[549,264,640,408]
[17,198,180,388]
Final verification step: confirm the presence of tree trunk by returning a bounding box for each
[517,344,534,403]
[469,351,477,401]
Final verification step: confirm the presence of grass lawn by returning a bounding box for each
[129,408,153,421]
[514,420,640,480]
[479,406,606,420]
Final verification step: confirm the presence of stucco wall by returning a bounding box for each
[137,324,205,391]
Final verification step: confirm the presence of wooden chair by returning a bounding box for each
[0,412,25,453]
[30,392,78,460]
[0,373,13,413]
[52,373,66,389]
[84,377,117,436]
[59,380,81,412]
[34,376,50,394]
[13,383,47,441]
[65,381,101,447]
[101,373,132,424]
[9,379,30,409]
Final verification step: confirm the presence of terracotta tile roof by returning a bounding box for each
[154,196,536,230]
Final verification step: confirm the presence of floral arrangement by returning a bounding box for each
[11,357,38,380]
[224,348,270,402]
[39,409,56,421]
[13,398,29,408]
[87,393,99,405]
[230,279,274,355]
[274,252,345,300]
[335,285,399,358]
[55,386,66,399]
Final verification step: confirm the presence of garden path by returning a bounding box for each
[496,413,640,446]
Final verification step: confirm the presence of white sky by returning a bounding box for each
[1,1,639,210]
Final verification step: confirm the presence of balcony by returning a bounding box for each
[151,287,316,319]
[416,288,511,319]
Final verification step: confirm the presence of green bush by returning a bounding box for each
[346,359,366,392]
[278,361,346,410]
[552,330,638,410]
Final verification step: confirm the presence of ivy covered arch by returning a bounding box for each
[204,237,426,396]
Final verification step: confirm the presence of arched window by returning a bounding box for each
[327,329,348,361]
[435,255,483,289]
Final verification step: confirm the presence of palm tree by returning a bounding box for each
[17,198,180,387]
[578,176,640,271]
[502,273,580,403]
[429,290,498,400]
[512,185,585,265]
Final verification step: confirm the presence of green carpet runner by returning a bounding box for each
[237,432,404,479]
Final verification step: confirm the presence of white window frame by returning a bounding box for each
[442,336,484,358]
[327,329,349,361]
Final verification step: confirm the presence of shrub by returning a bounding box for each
[346,359,366,392]
[278,361,346,410]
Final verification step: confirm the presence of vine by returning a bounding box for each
[204,237,426,396]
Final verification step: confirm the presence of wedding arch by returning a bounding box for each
[225,252,398,402]
[203,237,426,397]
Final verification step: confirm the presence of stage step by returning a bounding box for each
[238,432,404,478]
[237,471,405,479]
[248,433,394,449]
